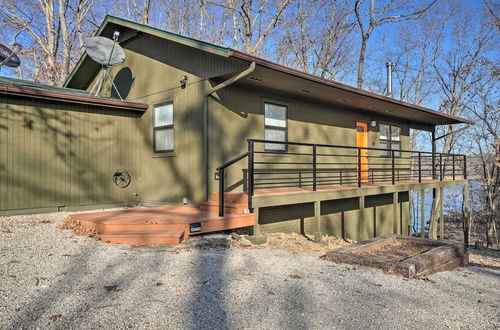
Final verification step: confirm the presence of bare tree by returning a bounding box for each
[0,0,95,85]
[466,68,499,248]
[277,0,355,81]
[129,0,154,24]
[207,0,293,56]
[418,3,497,240]
[353,0,436,89]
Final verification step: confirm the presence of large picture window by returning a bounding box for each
[380,123,401,157]
[264,103,287,151]
[153,102,174,152]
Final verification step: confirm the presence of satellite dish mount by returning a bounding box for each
[87,31,125,100]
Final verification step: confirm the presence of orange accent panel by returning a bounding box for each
[356,122,369,182]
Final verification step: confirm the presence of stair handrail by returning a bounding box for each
[216,151,250,217]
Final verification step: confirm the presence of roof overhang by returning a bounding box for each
[1,81,148,111]
[229,51,472,129]
[64,15,471,129]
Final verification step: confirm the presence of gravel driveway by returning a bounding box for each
[1,211,499,329]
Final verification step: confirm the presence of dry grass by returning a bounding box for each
[233,232,351,257]
[356,240,437,262]
[468,248,500,269]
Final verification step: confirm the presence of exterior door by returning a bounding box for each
[356,121,369,182]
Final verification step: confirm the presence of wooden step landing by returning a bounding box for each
[67,204,255,245]
[101,231,185,245]
[210,192,248,204]
[198,200,248,214]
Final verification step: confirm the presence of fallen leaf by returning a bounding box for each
[415,275,436,283]
[155,282,164,286]
[376,303,389,309]
[1,229,12,233]
[235,301,245,305]
[289,275,302,279]
[384,269,396,275]
[6,274,16,278]
[79,286,93,291]
[267,291,275,295]
[39,219,51,224]
[104,285,119,292]
[94,303,121,309]
[61,254,72,257]
[375,283,383,287]
[48,314,62,321]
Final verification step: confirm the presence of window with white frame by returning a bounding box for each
[153,102,174,152]
[264,102,287,151]
[380,123,401,157]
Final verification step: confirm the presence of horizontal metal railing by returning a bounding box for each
[215,139,466,216]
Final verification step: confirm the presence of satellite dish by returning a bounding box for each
[85,31,126,100]
[84,36,125,66]
[0,43,22,68]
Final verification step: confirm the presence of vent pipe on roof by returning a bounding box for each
[385,61,394,98]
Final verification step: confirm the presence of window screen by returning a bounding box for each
[153,102,174,152]
[264,103,287,151]
[379,123,401,157]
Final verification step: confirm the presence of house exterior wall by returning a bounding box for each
[0,95,143,215]
[207,83,410,194]
[206,83,411,241]
[83,33,247,205]
[2,29,413,243]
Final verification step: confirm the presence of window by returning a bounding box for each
[264,103,287,151]
[380,123,401,157]
[153,102,174,152]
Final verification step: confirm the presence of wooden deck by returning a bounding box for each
[68,192,254,245]
[254,179,461,196]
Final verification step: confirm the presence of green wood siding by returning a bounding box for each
[257,196,409,241]
[208,83,410,194]
[0,95,142,213]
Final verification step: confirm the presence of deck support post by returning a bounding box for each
[439,187,444,239]
[420,189,425,237]
[248,207,267,245]
[359,195,366,240]
[393,192,400,235]
[313,200,323,244]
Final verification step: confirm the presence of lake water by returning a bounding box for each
[410,180,480,233]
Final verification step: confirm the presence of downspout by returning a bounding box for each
[202,61,256,200]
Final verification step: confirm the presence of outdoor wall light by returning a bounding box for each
[180,75,188,89]
[370,120,377,127]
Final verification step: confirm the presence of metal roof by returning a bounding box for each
[0,76,148,111]
[64,16,471,127]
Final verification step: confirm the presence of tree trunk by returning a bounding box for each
[357,37,367,89]
[429,189,439,239]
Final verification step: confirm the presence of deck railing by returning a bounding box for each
[215,139,467,216]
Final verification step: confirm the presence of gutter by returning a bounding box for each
[0,83,148,111]
[202,62,256,200]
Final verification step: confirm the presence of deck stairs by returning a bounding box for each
[68,192,254,245]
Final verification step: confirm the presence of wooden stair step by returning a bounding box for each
[79,219,186,234]
[198,201,247,214]
[192,213,255,234]
[100,231,185,245]
[209,192,248,204]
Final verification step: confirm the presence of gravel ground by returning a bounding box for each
[1,211,499,330]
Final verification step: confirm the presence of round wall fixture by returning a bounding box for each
[113,169,131,188]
